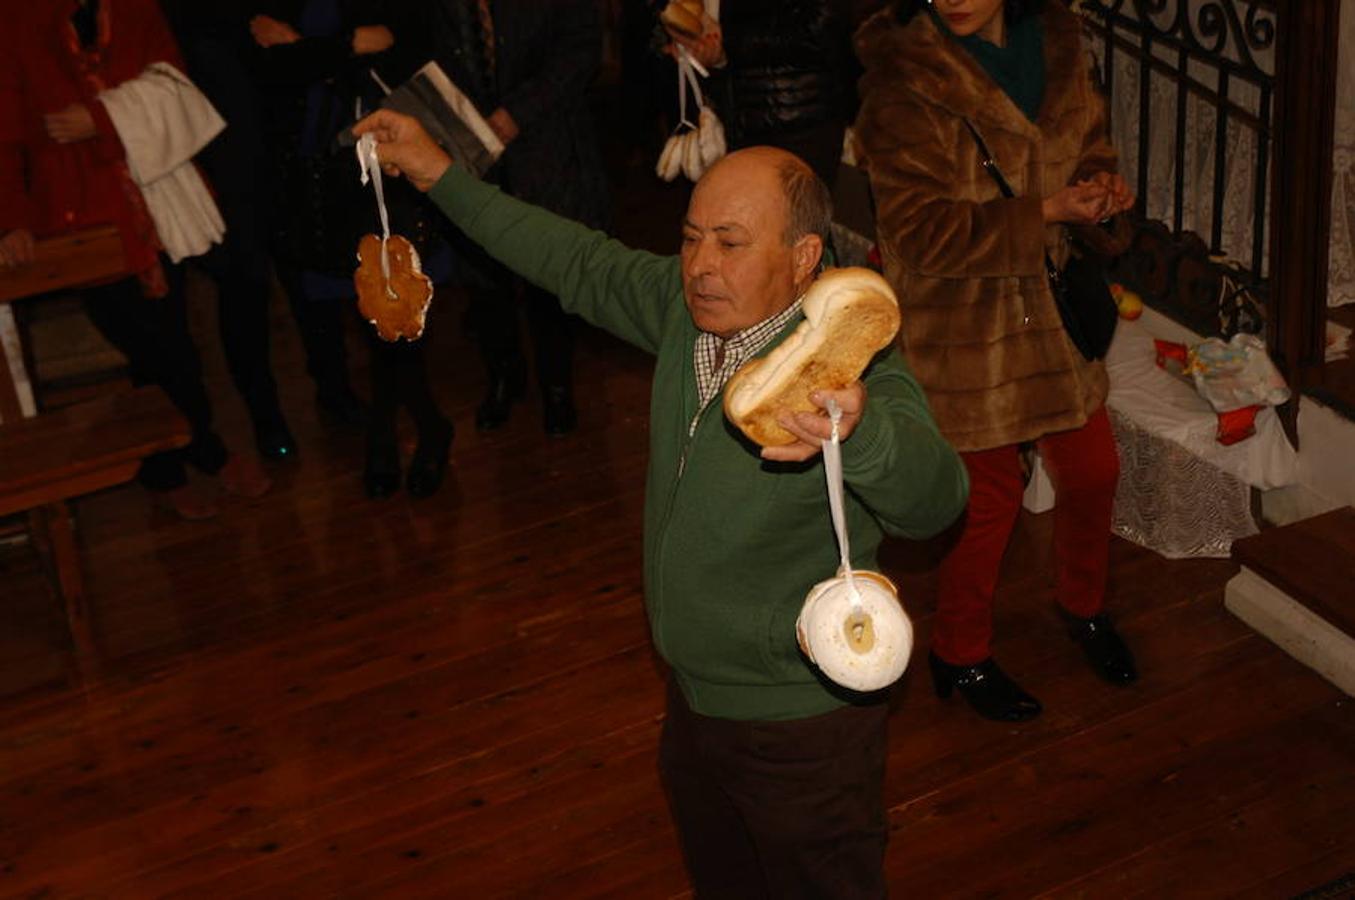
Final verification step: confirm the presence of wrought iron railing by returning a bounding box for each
[1077,0,1277,278]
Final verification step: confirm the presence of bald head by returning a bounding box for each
[702,148,834,248]
[680,147,830,338]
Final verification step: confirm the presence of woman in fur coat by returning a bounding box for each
[853,0,1137,721]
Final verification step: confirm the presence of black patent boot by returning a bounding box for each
[929,652,1043,722]
[1062,612,1138,685]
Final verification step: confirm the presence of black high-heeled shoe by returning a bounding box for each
[363,434,401,499]
[1063,612,1138,685]
[929,652,1043,722]
[406,419,454,499]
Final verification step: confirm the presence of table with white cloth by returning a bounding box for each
[1025,316,1298,559]
[1109,318,1297,557]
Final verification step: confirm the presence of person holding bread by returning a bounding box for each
[660,0,858,189]
[853,0,1139,723]
[354,109,968,898]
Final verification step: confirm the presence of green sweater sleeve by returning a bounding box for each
[428,165,680,356]
[840,352,970,539]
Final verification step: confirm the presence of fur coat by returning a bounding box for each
[853,1,1116,452]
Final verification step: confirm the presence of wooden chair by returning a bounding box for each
[1,387,190,643]
[1,227,190,648]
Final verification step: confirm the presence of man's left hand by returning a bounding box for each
[44,104,97,143]
[352,109,453,192]
[761,383,866,463]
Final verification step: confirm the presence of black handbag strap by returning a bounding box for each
[963,119,1062,288]
[962,119,1018,199]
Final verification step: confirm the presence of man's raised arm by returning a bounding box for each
[353,110,678,356]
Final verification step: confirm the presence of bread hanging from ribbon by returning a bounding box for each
[353,132,433,342]
[654,1,726,183]
[723,268,901,447]
[795,400,913,693]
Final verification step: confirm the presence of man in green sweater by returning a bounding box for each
[356,110,968,899]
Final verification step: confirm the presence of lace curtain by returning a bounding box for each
[1087,1,1273,274]
[1329,0,1355,307]
[1086,0,1355,306]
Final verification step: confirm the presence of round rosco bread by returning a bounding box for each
[796,570,913,692]
[722,267,900,447]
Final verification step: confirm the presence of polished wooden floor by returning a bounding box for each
[3,154,1354,899]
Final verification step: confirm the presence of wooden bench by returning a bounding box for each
[0,225,179,648]
[1,387,190,645]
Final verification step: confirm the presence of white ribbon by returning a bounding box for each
[675,46,709,131]
[822,398,862,613]
[356,132,394,296]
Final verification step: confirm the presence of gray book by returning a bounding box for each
[344,61,505,179]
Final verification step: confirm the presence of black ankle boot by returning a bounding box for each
[1063,612,1138,685]
[929,652,1043,722]
[363,432,401,499]
[475,366,525,432]
[542,385,577,435]
[407,419,454,498]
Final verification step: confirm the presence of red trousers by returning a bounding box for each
[934,407,1120,666]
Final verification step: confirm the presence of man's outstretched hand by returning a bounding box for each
[352,110,453,193]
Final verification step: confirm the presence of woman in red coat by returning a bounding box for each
[0,0,268,517]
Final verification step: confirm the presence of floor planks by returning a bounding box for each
[2,129,1353,899]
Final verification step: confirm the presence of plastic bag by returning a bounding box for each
[1186,333,1290,413]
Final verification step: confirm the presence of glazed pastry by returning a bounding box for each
[354,233,433,342]
[796,570,912,692]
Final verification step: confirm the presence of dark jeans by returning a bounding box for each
[80,268,227,491]
[659,680,890,900]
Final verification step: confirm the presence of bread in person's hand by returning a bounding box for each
[723,267,900,447]
[660,0,704,41]
[355,234,433,342]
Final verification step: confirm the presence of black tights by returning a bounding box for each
[366,329,447,445]
[80,266,227,491]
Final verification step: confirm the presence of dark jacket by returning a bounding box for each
[713,0,857,143]
[425,0,608,230]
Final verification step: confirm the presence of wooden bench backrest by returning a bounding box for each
[0,227,128,306]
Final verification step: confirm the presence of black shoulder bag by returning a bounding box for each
[962,120,1118,361]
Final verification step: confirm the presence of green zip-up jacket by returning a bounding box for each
[430,165,969,720]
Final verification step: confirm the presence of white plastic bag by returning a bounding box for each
[1186,333,1291,412]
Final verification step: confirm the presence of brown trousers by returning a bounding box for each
[659,680,890,899]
